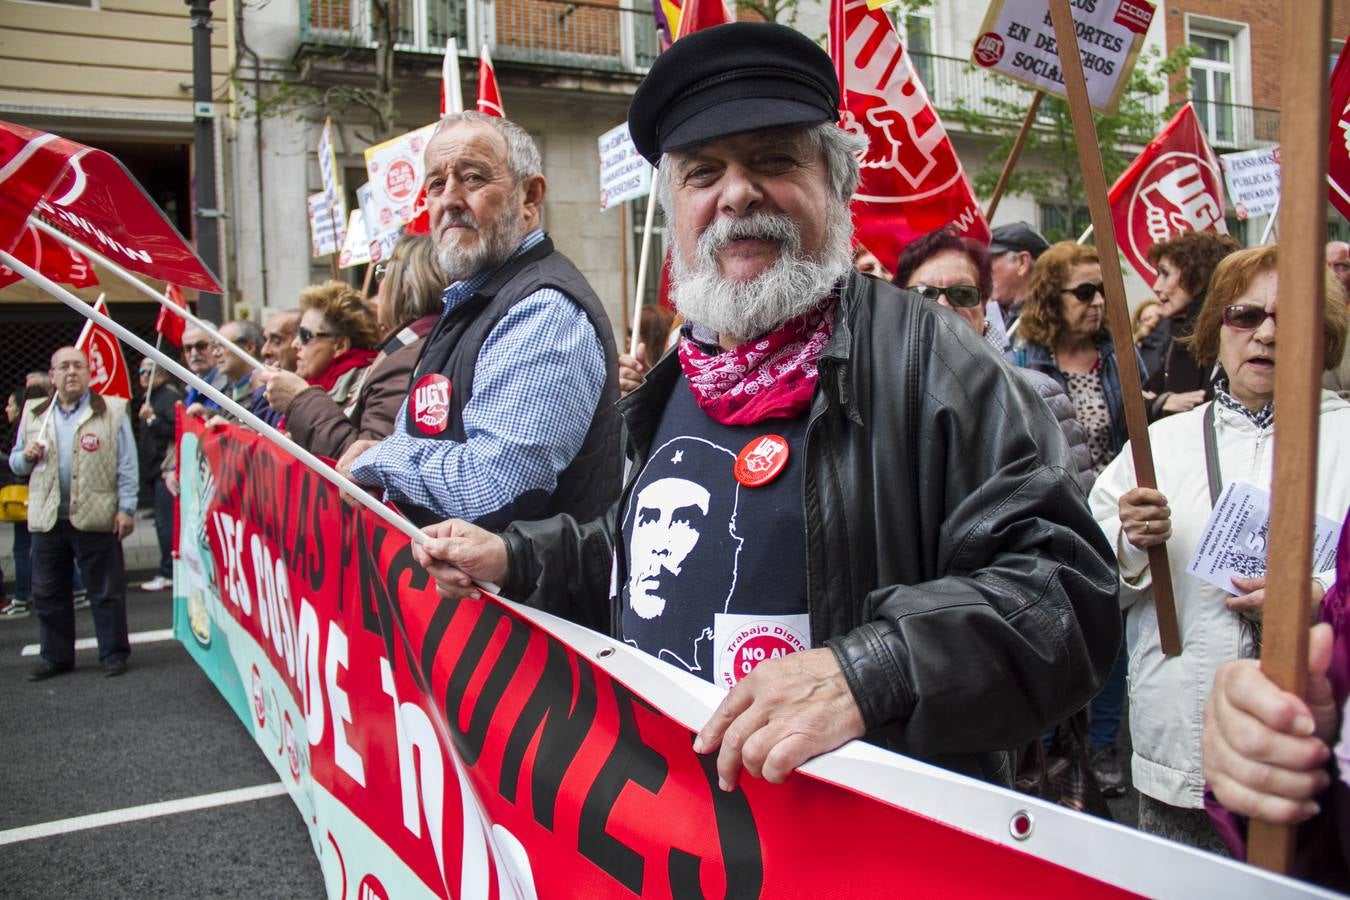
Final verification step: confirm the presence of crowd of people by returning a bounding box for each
[5,20,1350,885]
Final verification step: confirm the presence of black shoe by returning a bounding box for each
[103,659,128,678]
[28,661,73,682]
[1090,745,1128,797]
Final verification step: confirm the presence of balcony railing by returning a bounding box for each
[1190,99,1280,151]
[301,0,659,74]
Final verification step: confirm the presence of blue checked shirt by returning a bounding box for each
[348,230,607,522]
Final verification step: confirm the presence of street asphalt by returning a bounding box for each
[0,576,325,898]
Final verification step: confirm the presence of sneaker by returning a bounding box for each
[1090,745,1128,798]
[28,661,73,682]
[73,591,89,610]
[103,658,128,678]
[140,575,172,592]
[1,600,30,618]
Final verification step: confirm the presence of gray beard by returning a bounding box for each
[434,203,525,282]
[670,208,853,344]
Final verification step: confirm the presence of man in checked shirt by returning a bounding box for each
[337,112,621,529]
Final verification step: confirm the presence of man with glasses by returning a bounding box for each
[10,347,138,679]
[180,323,226,411]
[186,320,263,420]
[259,310,301,372]
[339,111,621,529]
[136,361,180,591]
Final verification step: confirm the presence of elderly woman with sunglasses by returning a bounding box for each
[894,227,1095,491]
[1090,244,1350,851]
[257,281,381,425]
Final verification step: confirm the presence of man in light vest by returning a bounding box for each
[10,346,138,680]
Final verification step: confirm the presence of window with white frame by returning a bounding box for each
[900,9,935,96]
[1189,29,1238,147]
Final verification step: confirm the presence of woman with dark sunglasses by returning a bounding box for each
[1090,244,1350,852]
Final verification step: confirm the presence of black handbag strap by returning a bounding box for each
[1203,402,1223,506]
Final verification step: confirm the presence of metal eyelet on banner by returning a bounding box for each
[1009,810,1035,841]
[596,647,615,659]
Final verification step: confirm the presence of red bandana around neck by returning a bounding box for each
[308,347,379,392]
[678,300,835,425]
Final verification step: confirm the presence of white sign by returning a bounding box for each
[1219,147,1281,220]
[338,209,369,269]
[319,118,343,210]
[971,0,1156,115]
[363,123,437,235]
[357,182,403,265]
[1186,481,1340,594]
[598,122,652,211]
[307,193,343,258]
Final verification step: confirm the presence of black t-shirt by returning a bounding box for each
[619,373,810,687]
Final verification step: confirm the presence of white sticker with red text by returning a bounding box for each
[714,613,810,689]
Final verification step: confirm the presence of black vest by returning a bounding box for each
[401,236,622,529]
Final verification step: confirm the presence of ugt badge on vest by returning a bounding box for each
[80,433,101,452]
[411,373,451,435]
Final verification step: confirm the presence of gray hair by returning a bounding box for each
[224,319,264,352]
[433,111,543,185]
[654,122,866,222]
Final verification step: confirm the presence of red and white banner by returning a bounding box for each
[1108,103,1228,283]
[829,0,989,275]
[0,220,98,290]
[477,46,504,118]
[0,120,222,293]
[171,416,1320,900]
[75,297,132,400]
[441,38,464,117]
[1328,39,1350,222]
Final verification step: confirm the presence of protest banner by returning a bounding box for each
[338,209,371,269]
[169,415,1327,899]
[1108,103,1228,284]
[0,219,98,290]
[308,193,344,259]
[0,120,222,292]
[598,123,651,212]
[1327,39,1350,223]
[74,296,132,400]
[1220,146,1280,220]
[357,183,404,267]
[972,0,1155,116]
[364,124,438,238]
[830,0,989,274]
[319,119,344,212]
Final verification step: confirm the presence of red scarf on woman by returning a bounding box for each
[678,301,834,425]
[308,347,379,392]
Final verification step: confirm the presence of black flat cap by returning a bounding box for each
[628,22,839,165]
[989,222,1051,258]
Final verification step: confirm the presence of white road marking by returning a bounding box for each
[0,783,289,846]
[20,627,175,657]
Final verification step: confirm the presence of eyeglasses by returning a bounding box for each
[297,326,336,345]
[1223,304,1276,330]
[182,340,211,353]
[1061,282,1105,303]
[138,368,154,376]
[910,283,983,309]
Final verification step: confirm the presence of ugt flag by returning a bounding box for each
[477,45,504,117]
[1328,39,1350,222]
[829,0,989,275]
[75,297,132,400]
[1108,103,1228,283]
[156,283,188,348]
[0,221,98,290]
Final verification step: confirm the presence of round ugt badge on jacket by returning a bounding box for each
[411,373,452,435]
[80,433,100,452]
[734,434,789,487]
[714,612,810,688]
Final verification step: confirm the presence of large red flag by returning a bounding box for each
[156,283,188,347]
[0,221,98,290]
[476,45,504,117]
[673,0,730,40]
[829,0,989,275]
[1328,39,1350,222]
[74,297,132,400]
[1107,103,1228,283]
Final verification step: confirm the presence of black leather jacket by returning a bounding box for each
[502,273,1121,784]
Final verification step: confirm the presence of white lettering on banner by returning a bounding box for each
[1142,162,1222,240]
[35,199,154,266]
[325,621,366,786]
[296,600,326,745]
[379,659,447,875]
[212,511,253,616]
[846,14,942,188]
[250,535,297,679]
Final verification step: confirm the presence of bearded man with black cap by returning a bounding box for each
[414,23,1120,791]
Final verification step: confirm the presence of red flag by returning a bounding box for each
[476,45,504,117]
[1107,103,1228,283]
[674,0,730,40]
[0,221,98,290]
[157,283,188,347]
[1328,39,1350,222]
[75,297,132,400]
[829,0,989,275]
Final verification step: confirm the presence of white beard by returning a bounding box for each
[434,201,525,282]
[670,207,853,343]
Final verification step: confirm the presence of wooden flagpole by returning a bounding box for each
[619,201,631,345]
[985,91,1044,222]
[1246,0,1331,875]
[630,194,658,358]
[1047,0,1181,656]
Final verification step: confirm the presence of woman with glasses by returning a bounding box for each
[893,228,1094,491]
[1090,244,1350,851]
[262,236,446,459]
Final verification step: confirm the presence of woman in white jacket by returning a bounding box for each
[1091,245,1350,851]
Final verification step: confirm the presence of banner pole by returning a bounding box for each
[1076,223,1094,245]
[985,91,1044,222]
[619,200,631,344]
[1260,197,1281,245]
[1246,0,1330,875]
[630,192,658,358]
[30,217,268,373]
[0,249,428,548]
[1048,0,1181,656]
[145,332,164,406]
